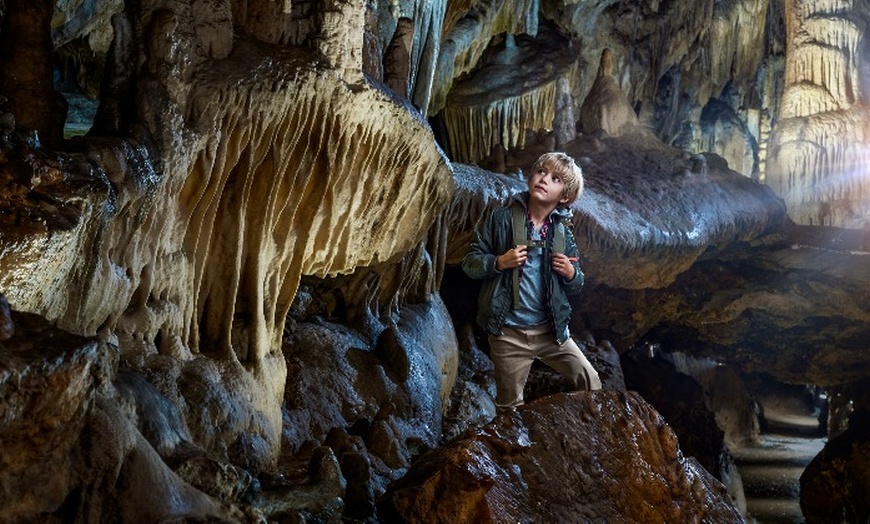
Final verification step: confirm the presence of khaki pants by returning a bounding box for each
[488,324,602,408]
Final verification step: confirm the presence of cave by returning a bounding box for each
[1,0,869,522]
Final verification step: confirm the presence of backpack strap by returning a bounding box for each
[510,204,526,307]
[553,217,567,255]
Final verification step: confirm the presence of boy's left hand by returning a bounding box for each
[551,253,576,280]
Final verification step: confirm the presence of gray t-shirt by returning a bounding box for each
[504,223,549,328]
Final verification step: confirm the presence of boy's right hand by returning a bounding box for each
[496,245,528,270]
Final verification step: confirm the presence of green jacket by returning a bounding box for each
[461,192,585,344]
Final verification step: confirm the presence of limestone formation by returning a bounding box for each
[440,28,576,163]
[766,0,870,227]
[431,0,542,116]
[0,0,454,509]
[579,48,640,137]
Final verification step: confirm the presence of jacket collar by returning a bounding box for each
[509,191,573,222]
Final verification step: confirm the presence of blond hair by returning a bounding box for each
[530,152,584,205]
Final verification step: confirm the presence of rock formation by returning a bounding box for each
[381,391,743,523]
[579,48,640,137]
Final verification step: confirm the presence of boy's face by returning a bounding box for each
[529,166,570,209]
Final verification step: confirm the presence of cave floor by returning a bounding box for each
[731,409,826,524]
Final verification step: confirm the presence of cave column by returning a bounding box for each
[0,0,66,146]
[313,0,365,84]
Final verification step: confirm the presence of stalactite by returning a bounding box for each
[781,1,863,117]
[178,56,452,361]
[442,80,556,163]
[767,0,870,227]
[428,0,541,116]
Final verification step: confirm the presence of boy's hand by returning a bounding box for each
[551,253,576,280]
[496,245,528,270]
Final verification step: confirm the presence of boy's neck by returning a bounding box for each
[527,200,558,226]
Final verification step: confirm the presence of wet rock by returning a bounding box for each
[77,397,249,523]
[340,452,376,522]
[800,410,870,523]
[381,391,742,523]
[0,311,115,520]
[173,453,254,503]
[246,446,345,523]
[622,350,746,513]
[283,296,457,492]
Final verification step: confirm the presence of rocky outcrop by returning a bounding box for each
[381,391,743,523]
[800,410,870,523]
[282,296,458,493]
[0,311,113,520]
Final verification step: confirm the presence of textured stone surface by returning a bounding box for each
[381,391,742,523]
[800,410,870,523]
[766,0,870,227]
[579,48,640,137]
[282,295,458,493]
[0,311,113,520]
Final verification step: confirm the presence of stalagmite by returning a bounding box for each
[579,48,640,137]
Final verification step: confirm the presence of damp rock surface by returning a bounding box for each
[381,390,742,523]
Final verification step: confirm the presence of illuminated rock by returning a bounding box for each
[381,391,743,523]
[431,0,541,116]
[766,0,870,228]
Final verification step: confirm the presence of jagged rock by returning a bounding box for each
[622,350,747,514]
[282,296,457,492]
[0,311,114,520]
[246,446,345,522]
[381,391,742,523]
[78,397,252,522]
[800,410,870,523]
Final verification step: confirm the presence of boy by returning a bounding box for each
[462,152,602,409]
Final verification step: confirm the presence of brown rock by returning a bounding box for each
[381,391,741,523]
